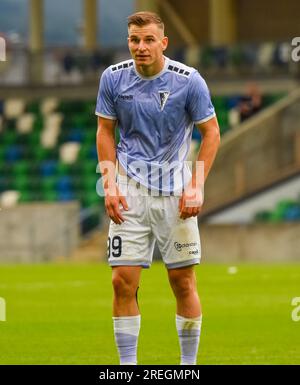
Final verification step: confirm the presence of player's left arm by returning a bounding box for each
[179,116,220,219]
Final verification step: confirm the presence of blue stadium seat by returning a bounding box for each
[58,191,75,201]
[5,145,23,162]
[67,128,84,143]
[40,160,58,177]
[89,146,98,160]
[56,176,73,192]
[284,206,300,221]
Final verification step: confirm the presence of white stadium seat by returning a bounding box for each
[59,142,80,164]
[0,190,20,208]
[16,113,35,134]
[4,98,26,119]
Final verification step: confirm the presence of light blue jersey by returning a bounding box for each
[95,56,215,194]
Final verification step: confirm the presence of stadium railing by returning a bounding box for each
[202,88,300,216]
[0,42,299,86]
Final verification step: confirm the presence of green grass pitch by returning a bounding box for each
[0,262,299,365]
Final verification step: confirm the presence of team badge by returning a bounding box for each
[159,91,170,111]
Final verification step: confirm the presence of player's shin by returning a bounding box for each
[113,315,141,365]
[176,314,202,365]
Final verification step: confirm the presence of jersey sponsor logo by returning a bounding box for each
[118,94,133,100]
[159,91,170,111]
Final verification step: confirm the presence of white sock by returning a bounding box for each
[176,314,202,365]
[113,315,141,365]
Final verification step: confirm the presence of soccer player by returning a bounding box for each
[96,11,220,365]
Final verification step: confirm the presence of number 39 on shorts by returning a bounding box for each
[108,236,122,258]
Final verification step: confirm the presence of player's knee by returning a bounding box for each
[170,275,196,298]
[112,274,137,298]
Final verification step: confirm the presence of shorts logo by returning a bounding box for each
[159,91,170,111]
[174,242,197,252]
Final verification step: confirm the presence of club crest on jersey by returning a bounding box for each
[159,91,170,111]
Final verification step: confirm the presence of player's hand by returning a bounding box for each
[179,184,203,220]
[104,184,128,225]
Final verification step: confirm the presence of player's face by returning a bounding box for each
[128,23,168,74]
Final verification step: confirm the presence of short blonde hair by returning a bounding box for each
[127,11,164,32]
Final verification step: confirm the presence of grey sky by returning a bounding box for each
[0,0,133,46]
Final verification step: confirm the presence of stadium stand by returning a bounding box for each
[0,0,299,267]
[255,197,300,222]
[1,41,299,86]
[0,92,286,234]
[0,98,105,234]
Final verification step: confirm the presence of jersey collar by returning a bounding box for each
[133,56,169,80]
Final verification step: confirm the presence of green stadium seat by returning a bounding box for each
[71,114,90,128]
[56,162,71,176]
[85,129,96,144]
[15,133,31,146]
[216,110,229,134]
[12,161,30,177]
[13,175,30,191]
[19,190,32,202]
[82,175,98,191]
[33,115,44,131]
[81,191,103,208]
[58,101,85,114]
[29,130,41,146]
[3,131,17,145]
[43,190,58,202]
[5,119,17,130]
[72,176,83,191]
[34,147,54,161]
[84,101,96,116]
[30,176,42,192]
[0,176,8,193]
[81,159,98,175]
[269,200,296,222]
[78,144,92,159]
[254,210,272,222]
[0,146,5,161]
[211,96,227,110]
[41,176,58,191]
[26,101,40,114]
[263,93,285,107]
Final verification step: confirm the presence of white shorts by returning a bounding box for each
[107,175,201,269]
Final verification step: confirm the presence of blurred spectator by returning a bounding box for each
[239,82,263,122]
[90,50,102,71]
[62,51,75,74]
[228,82,263,128]
[213,46,228,68]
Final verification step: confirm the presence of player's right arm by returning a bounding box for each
[97,117,128,225]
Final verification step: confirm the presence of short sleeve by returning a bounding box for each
[186,71,215,124]
[95,68,117,120]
